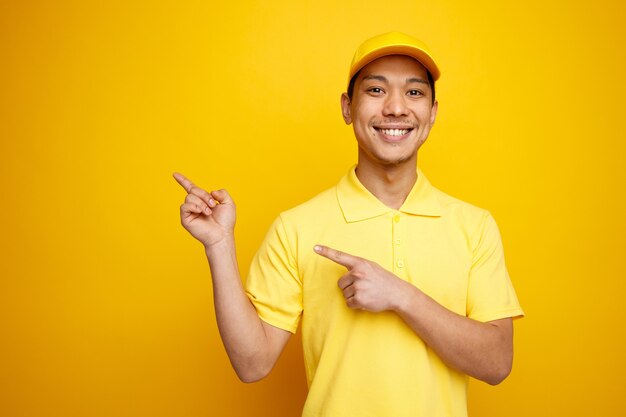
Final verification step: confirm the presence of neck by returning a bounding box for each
[355,157,418,210]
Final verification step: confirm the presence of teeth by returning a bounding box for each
[380,128,410,137]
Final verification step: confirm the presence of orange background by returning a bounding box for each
[1,1,625,416]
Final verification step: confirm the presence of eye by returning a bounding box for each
[367,87,384,94]
[407,89,423,97]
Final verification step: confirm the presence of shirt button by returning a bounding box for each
[393,214,401,223]
[395,238,402,245]
[397,260,405,268]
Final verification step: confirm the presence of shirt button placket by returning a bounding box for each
[392,213,407,278]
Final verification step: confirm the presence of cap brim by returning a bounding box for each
[349,45,440,82]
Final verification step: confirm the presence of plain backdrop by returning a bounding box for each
[1,1,625,416]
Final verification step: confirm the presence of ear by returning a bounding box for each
[429,100,438,128]
[341,93,352,124]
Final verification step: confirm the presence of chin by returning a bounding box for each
[359,142,422,167]
[374,153,415,167]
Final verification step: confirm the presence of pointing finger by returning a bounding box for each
[314,245,360,269]
[173,172,215,206]
[173,172,195,193]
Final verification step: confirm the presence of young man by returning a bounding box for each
[174,32,523,417]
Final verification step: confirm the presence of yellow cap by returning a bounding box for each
[348,32,440,87]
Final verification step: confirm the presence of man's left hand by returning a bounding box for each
[314,245,411,313]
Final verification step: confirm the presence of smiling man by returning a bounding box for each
[174,32,524,417]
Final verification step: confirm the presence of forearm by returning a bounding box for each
[204,237,271,382]
[393,282,513,385]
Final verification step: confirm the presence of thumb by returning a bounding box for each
[210,189,234,205]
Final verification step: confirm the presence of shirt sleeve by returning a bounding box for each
[466,211,524,322]
[244,215,303,333]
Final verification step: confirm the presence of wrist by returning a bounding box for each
[391,281,420,314]
[204,232,235,254]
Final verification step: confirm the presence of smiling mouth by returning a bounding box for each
[376,128,412,137]
[373,127,414,141]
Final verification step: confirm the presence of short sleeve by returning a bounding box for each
[245,215,303,333]
[466,212,524,322]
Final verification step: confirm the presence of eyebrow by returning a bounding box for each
[406,77,429,85]
[361,74,429,85]
[362,74,388,82]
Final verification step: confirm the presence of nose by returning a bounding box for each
[383,90,409,117]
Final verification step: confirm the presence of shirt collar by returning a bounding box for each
[336,165,442,223]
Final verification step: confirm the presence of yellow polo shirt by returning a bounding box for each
[245,165,524,417]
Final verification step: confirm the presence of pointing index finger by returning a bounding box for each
[172,172,195,193]
[314,245,359,269]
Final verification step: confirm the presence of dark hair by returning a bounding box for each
[347,68,436,105]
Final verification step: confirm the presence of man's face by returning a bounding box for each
[341,55,438,167]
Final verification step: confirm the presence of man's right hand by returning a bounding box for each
[173,172,290,383]
[173,172,236,248]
